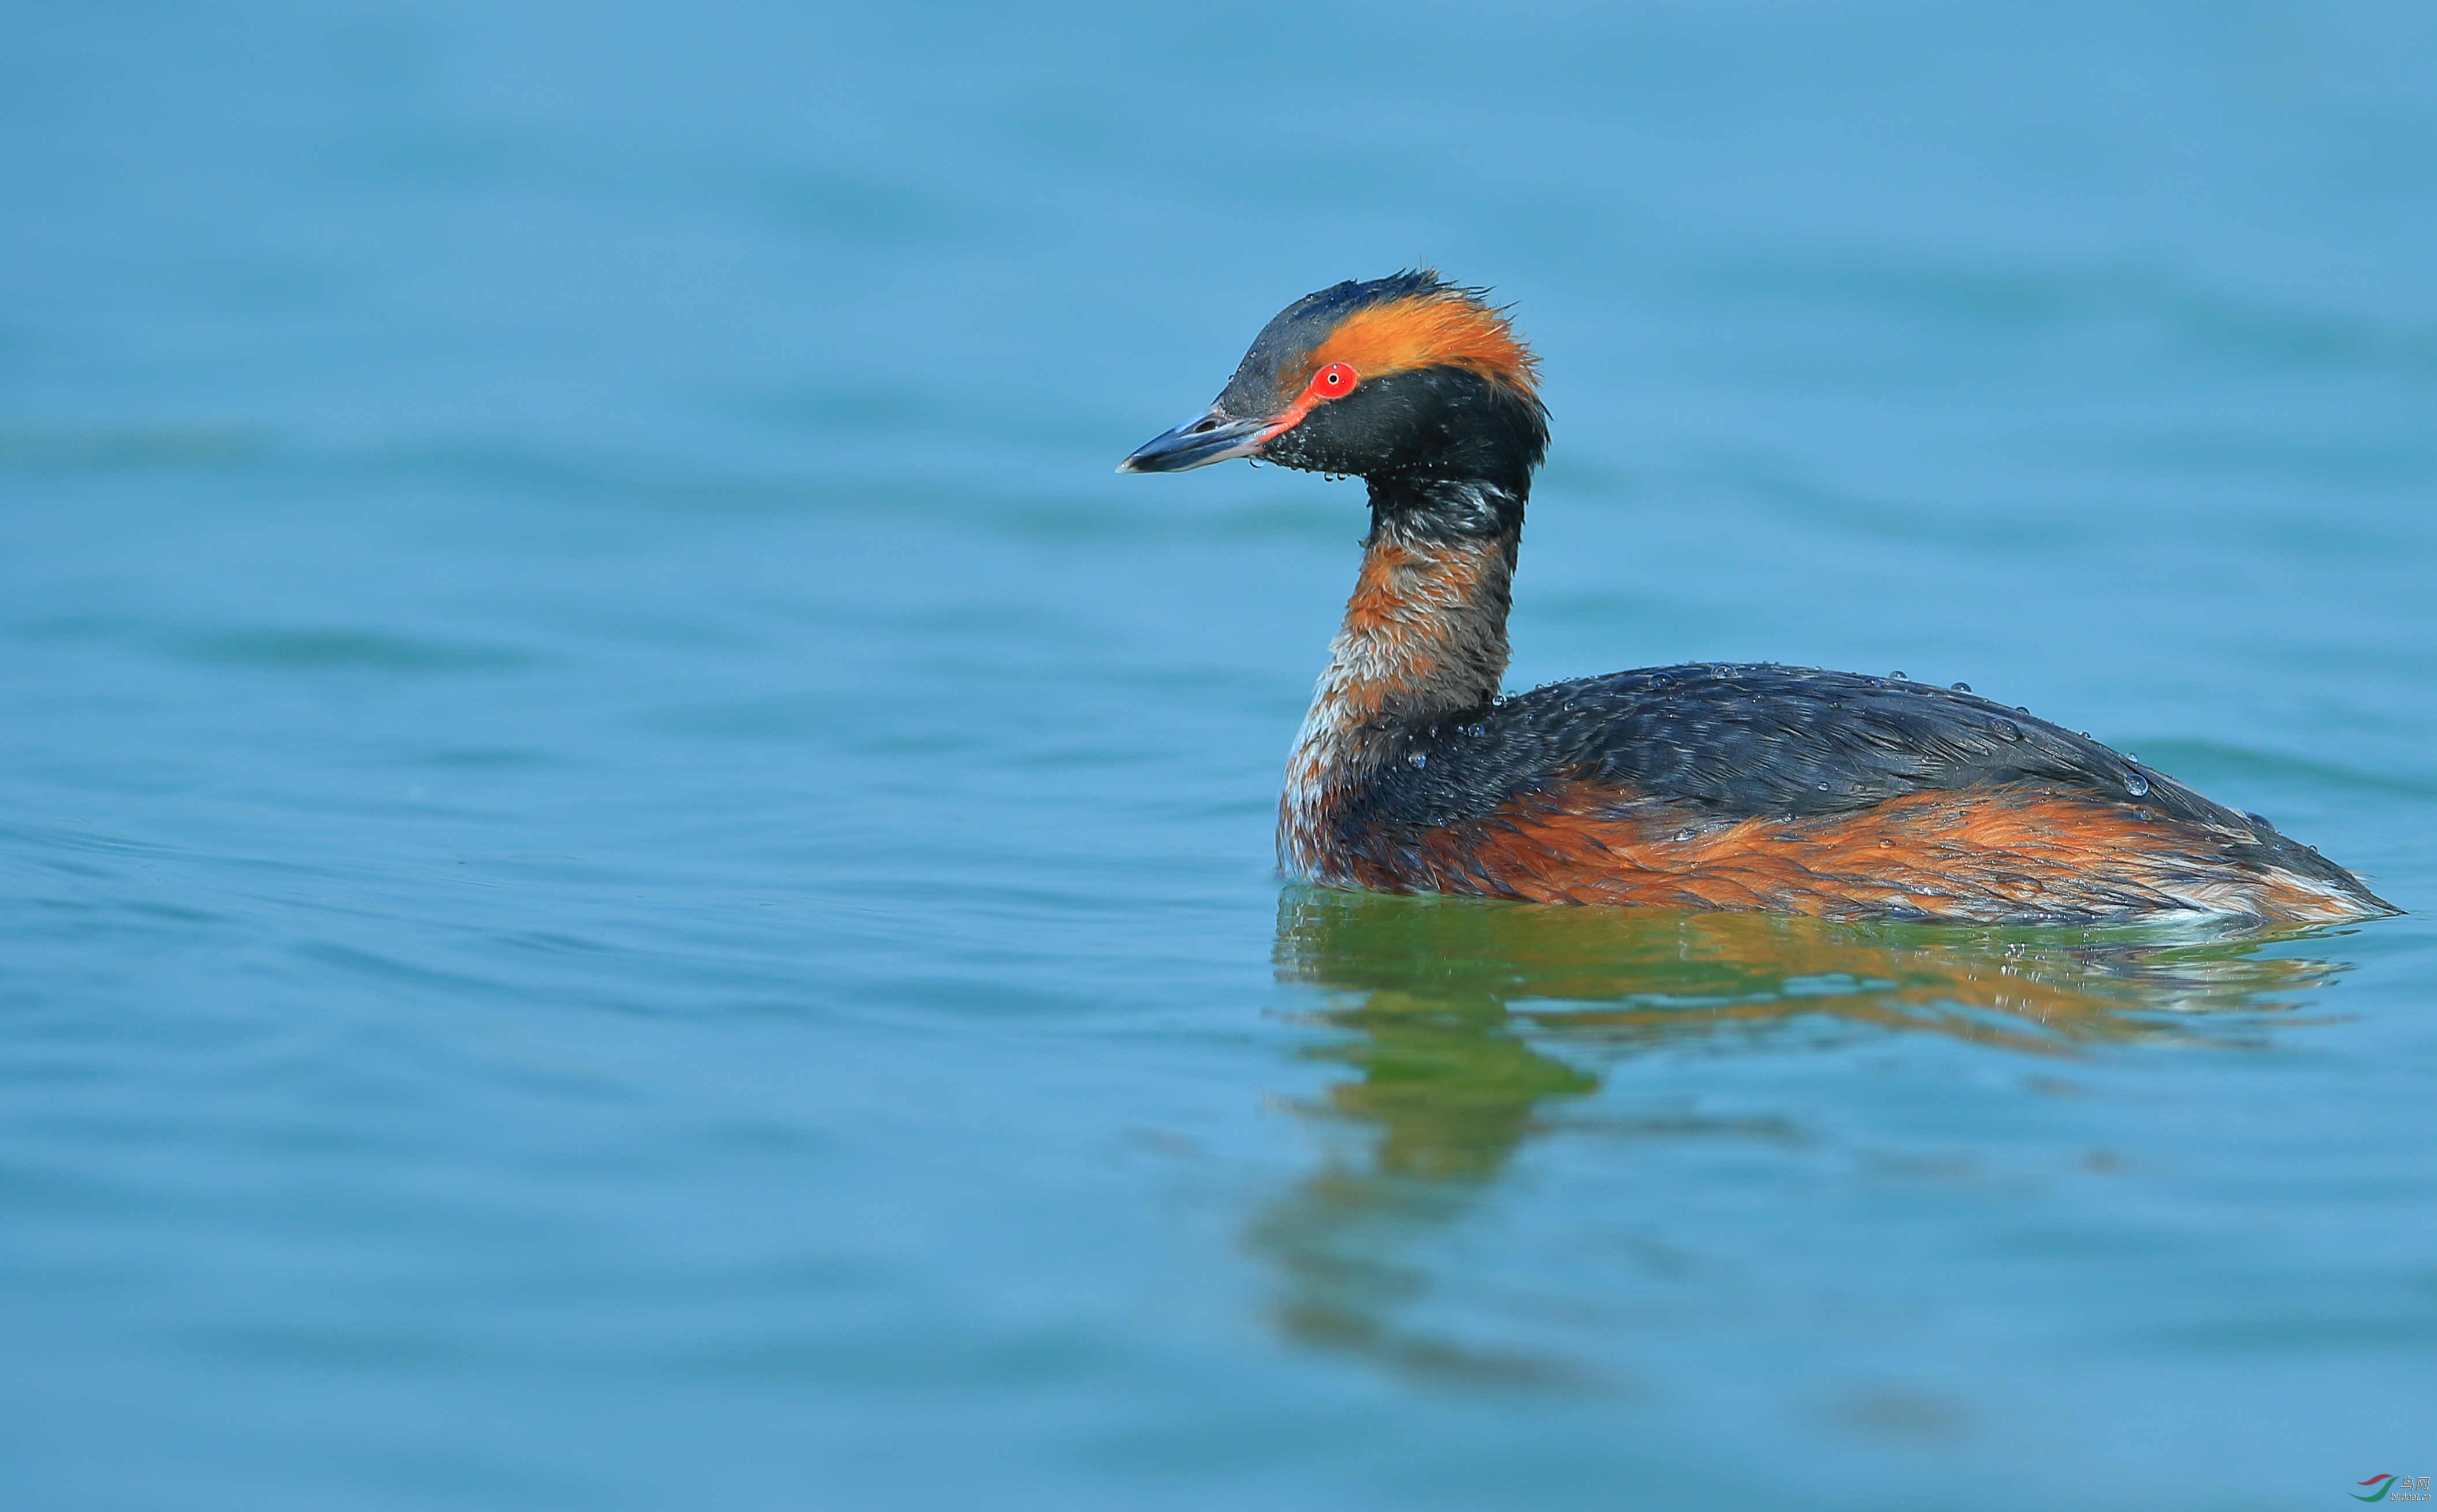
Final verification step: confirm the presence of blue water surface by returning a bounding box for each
[6,3,2436,1508]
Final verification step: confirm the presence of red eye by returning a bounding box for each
[1310,362,1358,398]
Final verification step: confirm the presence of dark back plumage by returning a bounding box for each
[1343,662,2376,904]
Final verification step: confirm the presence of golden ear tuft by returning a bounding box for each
[1297,287,1539,398]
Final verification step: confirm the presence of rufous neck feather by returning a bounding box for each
[1277,526,1517,878]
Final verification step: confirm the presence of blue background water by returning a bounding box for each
[6,3,2436,1507]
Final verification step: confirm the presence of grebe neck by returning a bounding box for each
[1278,479,1522,879]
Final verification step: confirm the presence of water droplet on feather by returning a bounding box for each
[2125,774,2149,797]
[1407,752,1427,769]
[1951,682,1971,692]
[1993,720,2020,741]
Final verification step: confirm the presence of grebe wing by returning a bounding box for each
[1337,663,2391,919]
[1371,663,2220,829]
[1561,664,2178,817]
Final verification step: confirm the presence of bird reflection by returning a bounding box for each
[1251,886,2359,1386]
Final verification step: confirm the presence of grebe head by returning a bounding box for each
[1119,271,1549,516]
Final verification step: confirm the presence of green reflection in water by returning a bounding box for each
[1254,887,2360,1388]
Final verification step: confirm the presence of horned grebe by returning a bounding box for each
[1120,272,2394,924]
